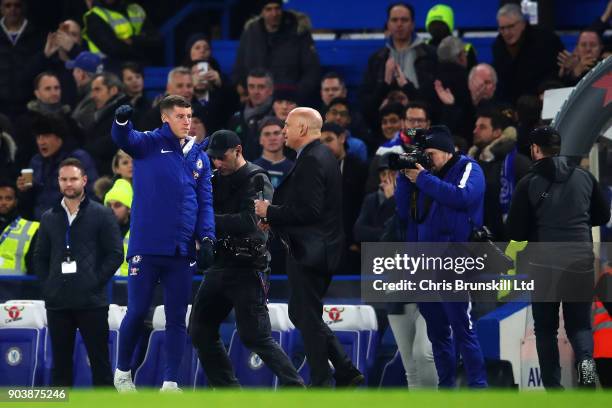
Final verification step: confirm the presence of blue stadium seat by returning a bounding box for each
[227,303,296,387]
[72,304,126,387]
[0,301,47,386]
[134,305,194,388]
[297,304,378,386]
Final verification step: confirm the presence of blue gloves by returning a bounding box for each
[115,105,133,123]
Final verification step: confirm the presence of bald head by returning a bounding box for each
[283,107,324,150]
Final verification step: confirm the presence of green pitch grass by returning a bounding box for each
[3,389,611,408]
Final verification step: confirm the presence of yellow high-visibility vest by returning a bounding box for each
[0,218,40,275]
[117,229,130,277]
[498,240,528,300]
[83,3,145,55]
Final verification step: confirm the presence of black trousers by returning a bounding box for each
[286,255,355,387]
[46,306,112,387]
[189,267,303,387]
[596,358,612,388]
[531,301,593,389]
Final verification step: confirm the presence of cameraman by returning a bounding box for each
[189,130,303,387]
[396,125,488,388]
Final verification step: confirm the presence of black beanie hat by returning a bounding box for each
[423,125,454,153]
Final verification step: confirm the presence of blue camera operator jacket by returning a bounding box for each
[396,154,485,242]
[111,121,215,260]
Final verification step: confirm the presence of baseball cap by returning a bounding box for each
[65,51,103,74]
[206,130,241,158]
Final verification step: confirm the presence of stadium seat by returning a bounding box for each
[72,304,127,387]
[225,302,296,387]
[134,305,194,387]
[297,304,378,386]
[0,301,47,386]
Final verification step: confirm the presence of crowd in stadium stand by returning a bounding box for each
[1,0,612,390]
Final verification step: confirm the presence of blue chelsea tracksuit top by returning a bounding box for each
[111,120,215,259]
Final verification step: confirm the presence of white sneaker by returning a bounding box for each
[114,368,137,393]
[160,381,182,393]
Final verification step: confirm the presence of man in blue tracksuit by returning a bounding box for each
[395,125,488,388]
[110,95,216,392]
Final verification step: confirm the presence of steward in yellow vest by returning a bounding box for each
[104,179,133,276]
[82,0,158,65]
[0,183,39,275]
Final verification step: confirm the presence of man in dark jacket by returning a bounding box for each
[227,68,274,161]
[13,72,83,169]
[468,107,530,241]
[16,114,98,220]
[492,3,563,104]
[232,0,320,104]
[33,157,123,386]
[0,0,44,117]
[320,122,367,274]
[190,130,304,387]
[254,107,363,387]
[507,127,611,389]
[84,72,130,175]
[360,3,437,129]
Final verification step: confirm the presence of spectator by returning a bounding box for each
[111,149,132,183]
[0,123,17,178]
[227,68,274,161]
[424,4,477,70]
[16,114,98,220]
[33,157,123,387]
[360,2,436,129]
[320,72,347,111]
[190,52,240,132]
[492,3,563,103]
[320,122,367,274]
[233,0,320,103]
[558,30,605,86]
[31,19,83,107]
[82,0,161,69]
[468,107,530,241]
[0,180,38,275]
[253,116,293,189]
[83,72,129,175]
[0,0,44,117]
[103,178,132,276]
[141,66,198,130]
[14,72,83,169]
[324,97,368,163]
[363,102,408,193]
[353,153,397,243]
[253,116,293,276]
[120,62,149,122]
[188,104,208,144]
[271,85,298,122]
[93,175,113,202]
[432,36,471,141]
[67,51,103,129]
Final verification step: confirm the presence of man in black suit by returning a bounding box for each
[254,107,363,387]
[320,122,367,274]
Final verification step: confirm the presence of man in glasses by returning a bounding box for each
[492,3,562,103]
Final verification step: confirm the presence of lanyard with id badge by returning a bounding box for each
[62,214,77,274]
